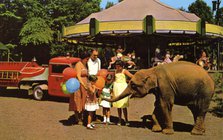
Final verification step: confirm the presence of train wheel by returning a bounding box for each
[33,86,44,100]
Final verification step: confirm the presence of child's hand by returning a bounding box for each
[98,97,102,103]
[83,85,88,90]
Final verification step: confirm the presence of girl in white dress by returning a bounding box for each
[85,75,99,129]
[100,74,113,124]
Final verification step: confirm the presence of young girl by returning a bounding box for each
[163,51,172,64]
[85,75,99,130]
[112,60,133,126]
[99,74,113,124]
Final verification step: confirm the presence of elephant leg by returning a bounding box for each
[151,96,165,132]
[187,105,198,124]
[151,105,162,132]
[159,98,174,135]
[191,115,205,135]
[189,97,210,135]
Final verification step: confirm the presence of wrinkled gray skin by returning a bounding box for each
[104,61,214,135]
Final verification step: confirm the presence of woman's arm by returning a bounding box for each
[75,63,87,90]
[124,69,133,78]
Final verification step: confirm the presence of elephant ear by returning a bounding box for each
[143,73,158,92]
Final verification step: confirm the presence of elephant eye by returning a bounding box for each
[131,82,138,90]
[143,76,149,83]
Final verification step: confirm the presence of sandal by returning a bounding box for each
[91,123,95,128]
[117,119,122,126]
[87,124,95,130]
[125,121,130,126]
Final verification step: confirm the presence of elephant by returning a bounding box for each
[104,61,214,135]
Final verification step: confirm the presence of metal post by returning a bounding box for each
[147,36,151,68]
[7,50,10,62]
[194,45,197,62]
[217,41,220,70]
[148,46,151,67]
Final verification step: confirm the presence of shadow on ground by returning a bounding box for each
[0,89,69,103]
[59,114,193,133]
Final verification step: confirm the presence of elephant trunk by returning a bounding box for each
[103,87,132,102]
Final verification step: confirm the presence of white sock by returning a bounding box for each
[107,117,110,122]
[87,124,91,127]
[103,116,106,122]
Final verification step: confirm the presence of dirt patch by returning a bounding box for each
[0,90,222,140]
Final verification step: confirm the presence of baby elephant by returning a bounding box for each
[104,61,214,135]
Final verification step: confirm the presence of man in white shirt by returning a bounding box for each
[87,49,101,122]
[88,49,101,75]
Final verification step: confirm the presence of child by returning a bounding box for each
[112,60,133,126]
[163,51,172,64]
[99,74,113,124]
[85,75,99,130]
[196,50,210,70]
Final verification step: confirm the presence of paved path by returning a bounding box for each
[0,91,222,140]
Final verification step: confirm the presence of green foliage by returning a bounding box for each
[14,0,47,19]
[213,72,223,91]
[210,95,223,117]
[50,43,92,58]
[0,9,22,20]
[6,43,17,50]
[217,7,223,26]
[69,0,101,24]
[105,1,114,9]
[1,0,101,61]
[0,2,23,44]
[50,43,70,57]
[178,6,186,12]
[188,0,213,23]
[19,17,53,46]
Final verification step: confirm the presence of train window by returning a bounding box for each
[51,65,70,73]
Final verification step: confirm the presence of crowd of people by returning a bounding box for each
[106,46,137,70]
[68,48,133,130]
[152,48,184,67]
[151,48,214,70]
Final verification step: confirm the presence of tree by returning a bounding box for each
[188,0,213,23]
[216,7,223,26]
[178,6,186,12]
[105,1,114,9]
[19,17,53,46]
[0,0,101,63]
[0,2,22,44]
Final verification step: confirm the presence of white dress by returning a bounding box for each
[85,83,99,112]
[100,84,113,108]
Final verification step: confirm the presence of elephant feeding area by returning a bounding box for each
[0,90,222,140]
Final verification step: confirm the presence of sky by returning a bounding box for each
[100,0,223,10]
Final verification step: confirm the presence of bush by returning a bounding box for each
[210,95,223,117]
[212,72,223,93]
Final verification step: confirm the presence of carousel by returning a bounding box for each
[62,0,223,71]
